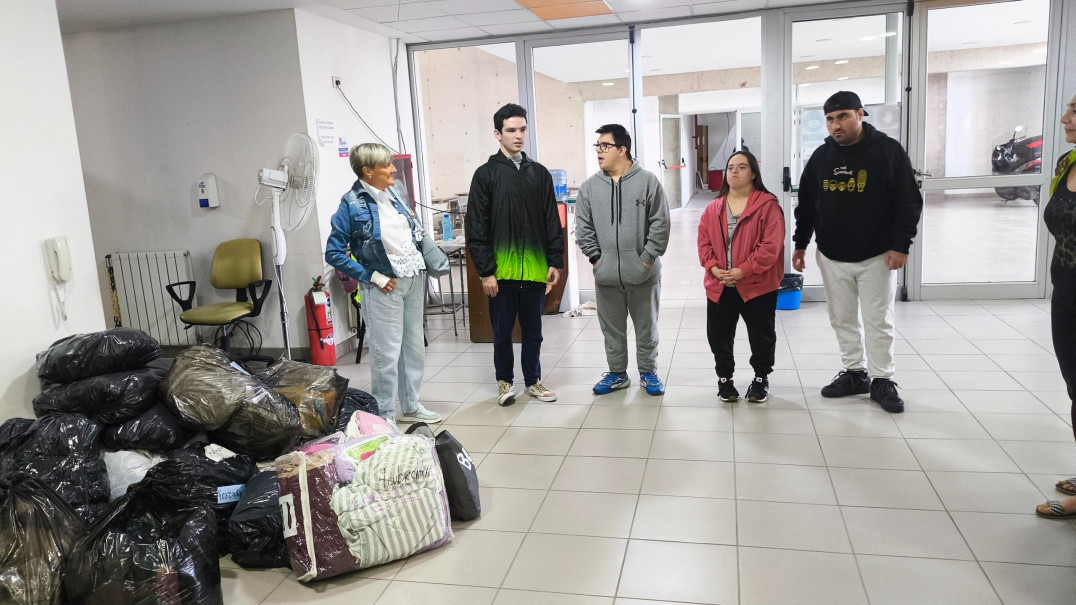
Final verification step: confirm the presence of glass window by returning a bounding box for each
[413,43,518,201]
[924,0,1049,179]
[791,13,904,286]
[640,18,763,211]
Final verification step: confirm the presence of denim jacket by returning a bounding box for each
[325,179,422,283]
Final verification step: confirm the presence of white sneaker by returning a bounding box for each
[525,381,557,402]
[497,381,517,406]
[399,404,443,424]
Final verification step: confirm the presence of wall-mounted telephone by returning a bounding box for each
[46,236,72,283]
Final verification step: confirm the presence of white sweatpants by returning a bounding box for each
[816,250,898,379]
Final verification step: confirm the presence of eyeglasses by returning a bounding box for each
[592,142,619,152]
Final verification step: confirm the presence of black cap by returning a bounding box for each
[823,91,869,116]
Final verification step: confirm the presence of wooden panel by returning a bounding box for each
[530,2,613,20]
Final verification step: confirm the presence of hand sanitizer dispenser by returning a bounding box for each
[197,174,220,208]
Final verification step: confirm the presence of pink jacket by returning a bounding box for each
[697,190,785,303]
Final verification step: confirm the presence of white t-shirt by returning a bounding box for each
[360,180,424,287]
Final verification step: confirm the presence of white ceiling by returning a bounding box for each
[472,0,1049,83]
[56,0,1050,57]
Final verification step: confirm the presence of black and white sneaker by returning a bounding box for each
[870,378,904,413]
[820,369,870,398]
[746,376,770,403]
[718,377,739,402]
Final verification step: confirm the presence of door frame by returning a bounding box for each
[779,0,912,302]
[904,0,1065,300]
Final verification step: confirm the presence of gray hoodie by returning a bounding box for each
[575,162,671,288]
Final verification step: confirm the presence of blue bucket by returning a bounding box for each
[776,289,801,310]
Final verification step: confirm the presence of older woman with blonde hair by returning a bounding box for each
[325,142,441,428]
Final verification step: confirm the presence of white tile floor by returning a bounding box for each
[226,198,1076,604]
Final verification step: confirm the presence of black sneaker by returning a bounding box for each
[746,376,770,403]
[718,377,739,402]
[870,378,904,413]
[820,369,871,398]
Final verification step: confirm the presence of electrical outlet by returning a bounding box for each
[332,75,342,89]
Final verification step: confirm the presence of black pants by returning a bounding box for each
[706,288,778,378]
[1050,264,1076,441]
[489,285,545,387]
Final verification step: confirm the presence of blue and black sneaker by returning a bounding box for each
[639,372,665,396]
[593,372,630,395]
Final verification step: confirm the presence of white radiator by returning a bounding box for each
[105,250,197,347]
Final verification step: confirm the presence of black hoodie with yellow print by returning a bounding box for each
[466,150,565,288]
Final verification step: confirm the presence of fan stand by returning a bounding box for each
[270,188,292,360]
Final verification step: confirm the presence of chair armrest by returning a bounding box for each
[248,280,273,317]
[165,281,196,311]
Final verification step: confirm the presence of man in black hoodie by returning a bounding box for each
[792,91,923,413]
[466,103,564,407]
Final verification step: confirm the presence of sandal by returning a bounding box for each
[1035,500,1076,519]
[1055,478,1076,496]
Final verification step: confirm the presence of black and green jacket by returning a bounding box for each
[466,150,565,286]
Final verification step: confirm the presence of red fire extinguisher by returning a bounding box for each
[306,276,336,366]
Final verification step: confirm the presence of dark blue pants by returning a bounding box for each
[489,286,545,387]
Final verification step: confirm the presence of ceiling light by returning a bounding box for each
[800,55,815,59]
[801,83,812,87]
[815,38,832,42]
[1013,20,1032,25]
[602,82,615,86]
[881,31,897,37]
[860,35,877,41]
[837,76,849,81]
[962,41,978,45]
[804,65,820,70]
[834,60,849,65]
[649,69,663,72]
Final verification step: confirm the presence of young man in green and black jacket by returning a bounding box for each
[466,103,564,406]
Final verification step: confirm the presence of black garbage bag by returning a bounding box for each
[0,414,109,519]
[0,418,34,450]
[33,367,166,424]
[36,328,162,386]
[64,460,222,605]
[256,360,347,440]
[0,475,85,605]
[171,443,258,553]
[161,346,301,459]
[226,471,288,569]
[103,404,187,453]
[334,387,379,432]
[73,501,111,525]
[0,413,101,459]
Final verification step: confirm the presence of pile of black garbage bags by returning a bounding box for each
[0,329,367,605]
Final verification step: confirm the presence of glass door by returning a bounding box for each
[905,0,1057,300]
[783,5,909,302]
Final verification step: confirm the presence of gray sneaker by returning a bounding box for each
[399,404,443,423]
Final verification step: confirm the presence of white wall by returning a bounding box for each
[292,9,419,347]
[64,11,315,353]
[0,1,105,417]
[944,66,1047,177]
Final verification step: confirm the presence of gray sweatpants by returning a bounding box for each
[594,277,661,374]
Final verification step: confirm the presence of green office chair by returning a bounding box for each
[166,239,272,352]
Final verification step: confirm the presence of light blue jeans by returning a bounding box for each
[359,273,425,420]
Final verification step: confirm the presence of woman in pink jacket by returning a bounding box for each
[698,151,785,403]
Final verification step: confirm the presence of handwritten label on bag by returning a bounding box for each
[204,444,238,462]
[217,484,245,504]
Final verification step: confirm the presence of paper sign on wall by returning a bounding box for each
[339,136,349,158]
[317,119,336,147]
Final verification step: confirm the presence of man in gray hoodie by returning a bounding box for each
[576,124,671,396]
